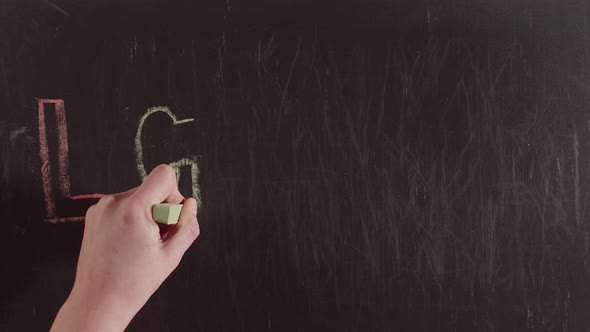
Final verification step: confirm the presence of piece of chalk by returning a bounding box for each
[152,203,183,225]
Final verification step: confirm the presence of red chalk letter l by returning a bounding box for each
[37,99,71,219]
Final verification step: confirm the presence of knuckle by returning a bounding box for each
[158,164,177,183]
[97,194,115,208]
[163,246,183,265]
[121,200,143,222]
[156,163,173,175]
[169,255,182,270]
[85,204,97,219]
[188,220,200,239]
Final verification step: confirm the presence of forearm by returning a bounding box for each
[50,289,136,332]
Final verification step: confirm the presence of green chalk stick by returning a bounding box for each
[153,203,183,225]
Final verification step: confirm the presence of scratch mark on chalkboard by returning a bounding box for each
[0,58,6,92]
[167,57,172,97]
[276,38,301,139]
[130,36,137,63]
[42,0,70,17]
[426,7,432,32]
[217,44,224,84]
[191,41,199,106]
[135,106,201,205]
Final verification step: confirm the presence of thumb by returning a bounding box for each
[162,198,200,260]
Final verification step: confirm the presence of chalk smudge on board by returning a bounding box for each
[9,127,28,146]
[42,0,70,17]
[1,122,33,184]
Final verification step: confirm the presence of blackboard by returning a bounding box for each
[2,1,590,331]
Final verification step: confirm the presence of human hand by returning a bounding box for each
[51,164,200,332]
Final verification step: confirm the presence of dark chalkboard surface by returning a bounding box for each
[1,1,590,331]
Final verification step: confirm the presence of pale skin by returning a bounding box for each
[50,164,200,332]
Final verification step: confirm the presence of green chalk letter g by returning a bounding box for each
[135,106,200,206]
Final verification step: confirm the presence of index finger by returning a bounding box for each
[133,164,184,206]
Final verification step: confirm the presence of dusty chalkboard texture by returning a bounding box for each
[1,1,590,331]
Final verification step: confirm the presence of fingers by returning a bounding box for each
[162,198,199,260]
[133,164,184,206]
